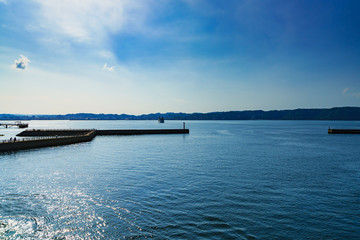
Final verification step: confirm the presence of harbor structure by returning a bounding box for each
[0,122,28,128]
[328,128,360,134]
[0,128,189,152]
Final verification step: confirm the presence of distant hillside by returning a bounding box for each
[1,107,360,121]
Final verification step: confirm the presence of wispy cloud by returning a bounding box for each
[32,0,152,45]
[103,63,114,72]
[13,55,30,70]
[343,87,360,98]
[0,0,7,4]
[98,50,115,59]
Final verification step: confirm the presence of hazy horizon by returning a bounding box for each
[1,106,359,119]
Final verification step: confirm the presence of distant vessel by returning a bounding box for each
[158,116,164,123]
[16,121,29,128]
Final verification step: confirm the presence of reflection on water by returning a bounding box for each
[1,120,360,239]
[0,190,105,239]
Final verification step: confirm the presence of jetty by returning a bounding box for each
[0,130,96,152]
[0,128,189,152]
[16,129,189,137]
[0,122,28,128]
[328,128,360,134]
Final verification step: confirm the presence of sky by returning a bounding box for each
[1,0,360,115]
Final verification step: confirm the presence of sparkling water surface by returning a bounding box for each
[0,120,360,239]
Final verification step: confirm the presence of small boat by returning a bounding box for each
[158,116,164,123]
[16,121,29,128]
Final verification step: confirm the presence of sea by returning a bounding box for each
[0,120,359,239]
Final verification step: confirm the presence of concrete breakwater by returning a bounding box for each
[0,128,189,152]
[17,129,189,137]
[96,129,189,135]
[16,129,95,137]
[328,129,360,134]
[0,130,96,152]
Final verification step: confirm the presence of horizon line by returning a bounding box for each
[1,106,359,116]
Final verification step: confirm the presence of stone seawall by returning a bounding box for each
[1,128,189,153]
[0,130,96,152]
[17,129,93,137]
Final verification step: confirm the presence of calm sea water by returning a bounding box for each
[0,120,359,239]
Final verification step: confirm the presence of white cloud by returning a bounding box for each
[13,55,30,70]
[103,63,114,71]
[0,0,7,4]
[343,87,360,98]
[98,50,115,59]
[32,0,152,44]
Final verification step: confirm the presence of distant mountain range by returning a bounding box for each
[1,107,360,121]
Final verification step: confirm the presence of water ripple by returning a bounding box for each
[1,120,360,239]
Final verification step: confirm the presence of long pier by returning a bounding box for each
[328,128,360,134]
[16,129,189,137]
[0,128,189,152]
[0,122,28,128]
[97,129,189,135]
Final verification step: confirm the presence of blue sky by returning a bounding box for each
[1,0,360,114]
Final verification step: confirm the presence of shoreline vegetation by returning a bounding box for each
[1,107,360,121]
